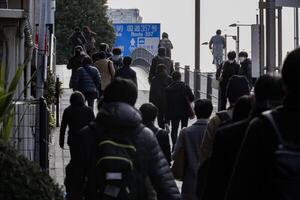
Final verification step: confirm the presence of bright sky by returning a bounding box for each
[107,0,296,72]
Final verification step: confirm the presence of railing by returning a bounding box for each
[131,47,155,71]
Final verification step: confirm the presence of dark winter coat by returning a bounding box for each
[219,61,240,89]
[145,122,171,165]
[239,59,252,87]
[70,32,87,50]
[149,74,173,114]
[166,81,194,120]
[60,105,95,148]
[115,66,138,87]
[149,56,174,82]
[69,102,180,200]
[67,50,86,89]
[226,95,300,200]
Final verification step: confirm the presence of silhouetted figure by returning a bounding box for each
[158,32,174,59]
[149,47,174,83]
[69,78,180,200]
[115,56,137,87]
[238,51,252,88]
[99,42,112,58]
[173,99,213,200]
[209,29,226,69]
[149,64,173,128]
[110,47,123,71]
[69,27,87,53]
[83,26,97,56]
[225,48,300,200]
[166,71,194,148]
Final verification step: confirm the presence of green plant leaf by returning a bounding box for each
[1,107,14,142]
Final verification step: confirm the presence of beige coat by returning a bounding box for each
[94,59,115,90]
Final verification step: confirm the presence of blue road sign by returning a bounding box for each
[113,23,161,56]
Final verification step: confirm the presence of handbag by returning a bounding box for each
[171,128,187,181]
[186,97,195,119]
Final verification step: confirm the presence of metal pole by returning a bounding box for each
[36,0,47,98]
[236,26,240,55]
[278,7,283,71]
[206,73,212,101]
[259,0,265,75]
[184,66,190,86]
[224,34,227,60]
[294,8,299,48]
[266,0,276,74]
[195,0,201,99]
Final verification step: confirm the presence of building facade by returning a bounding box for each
[107,8,143,23]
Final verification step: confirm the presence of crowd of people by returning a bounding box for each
[59,28,300,200]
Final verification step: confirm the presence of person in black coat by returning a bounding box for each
[238,51,252,88]
[219,51,240,110]
[149,64,173,128]
[60,91,95,159]
[166,71,194,148]
[200,74,284,200]
[115,56,138,87]
[225,48,300,200]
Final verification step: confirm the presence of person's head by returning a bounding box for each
[232,95,254,122]
[99,51,107,59]
[172,71,181,81]
[70,91,85,107]
[226,75,250,105]
[112,47,122,56]
[123,56,132,66]
[194,99,213,119]
[103,78,137,106]
[216,29,222,35]
[82,56,93,66]
[74,45,83,56]
[227,51,236,61]
[238,51,248,63]
[99,43,109,52]
[282,47,300,95]
[157,64,167,75]
[139,103,158,124]
[83,26,90,33]
[158,47,166,57]
[162,32,169,38]
[74,27,80,32]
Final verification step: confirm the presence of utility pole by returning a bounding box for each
[195,0,201,99]
[259,0,265,75]
[278,7,283,70]
[236,26,240,55]
[266,0,276,74]
[36,0,47,98]
[294,8,299,48]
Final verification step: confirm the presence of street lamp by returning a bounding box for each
[224,34,237,60]
[229,23,252,54]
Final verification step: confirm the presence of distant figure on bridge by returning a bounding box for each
[149,64,173,128]
[110,47,123,71]
[115,56,138,87]
[69,27,87,53]
[238,51,253,88]
[158,32,174,59]
[209,29,226,70]
[82,26,97,56]
[149,47,174,83]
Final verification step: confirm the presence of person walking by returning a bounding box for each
[238,51,252,88]
[115,56,137,87]
[173,99,213,200]
[219,51,241,110]
[67,45,86,90]
[149,64,173,128]
[209,29,226,70]
[82,26,97,56]
[158,32,174,59]
[166,71,194,148]
[94,51,115,93]
[110,47,123,71]
[74,56,101,108]
[69,27,87,53]
[149,47,174,83]
[69,78,181,200]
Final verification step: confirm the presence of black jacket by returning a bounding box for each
[226,95,300,200]
[220,61,240,89]
[149,74,173,113]
[115,66,138,87]
[149,56,174,82]
[166,81,194,120]
[69,102,180,200]
[239,59,252,87]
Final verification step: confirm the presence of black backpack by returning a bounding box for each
[91,123,143,200]
[262,110,300,200]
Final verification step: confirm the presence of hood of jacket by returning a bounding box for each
[95,102,142,130]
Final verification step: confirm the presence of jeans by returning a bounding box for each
[171,118,188,148]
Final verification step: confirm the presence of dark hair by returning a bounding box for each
[123,56,132,66]
[227,51,236,60]
[232,95,254,122]
[162,32,168,38]
[139,103,158,123]
[172,71,181,81]
[238,51,248,58]
[74,27,80,32]
[157,64,167,74]
[99,43,109,52]
[226,75,250,104]
[92,52,101,63]
[70,91,85,106]
[282,48,300,94]
[82,56,93,66]
[103,78,137,106]
[99,51,107,59]
[158,47,166,56]
[112,47,122,55]
[216,29,222,35]
[194,99,213,119]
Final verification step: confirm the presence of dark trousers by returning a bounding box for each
[82,91,96,109]
[220,85,227,111]
[157,111,168,129]
[171,118,188,148]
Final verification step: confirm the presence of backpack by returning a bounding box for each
[216,110,232,128]
[262,110,300,200]
[91,123,143,200]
